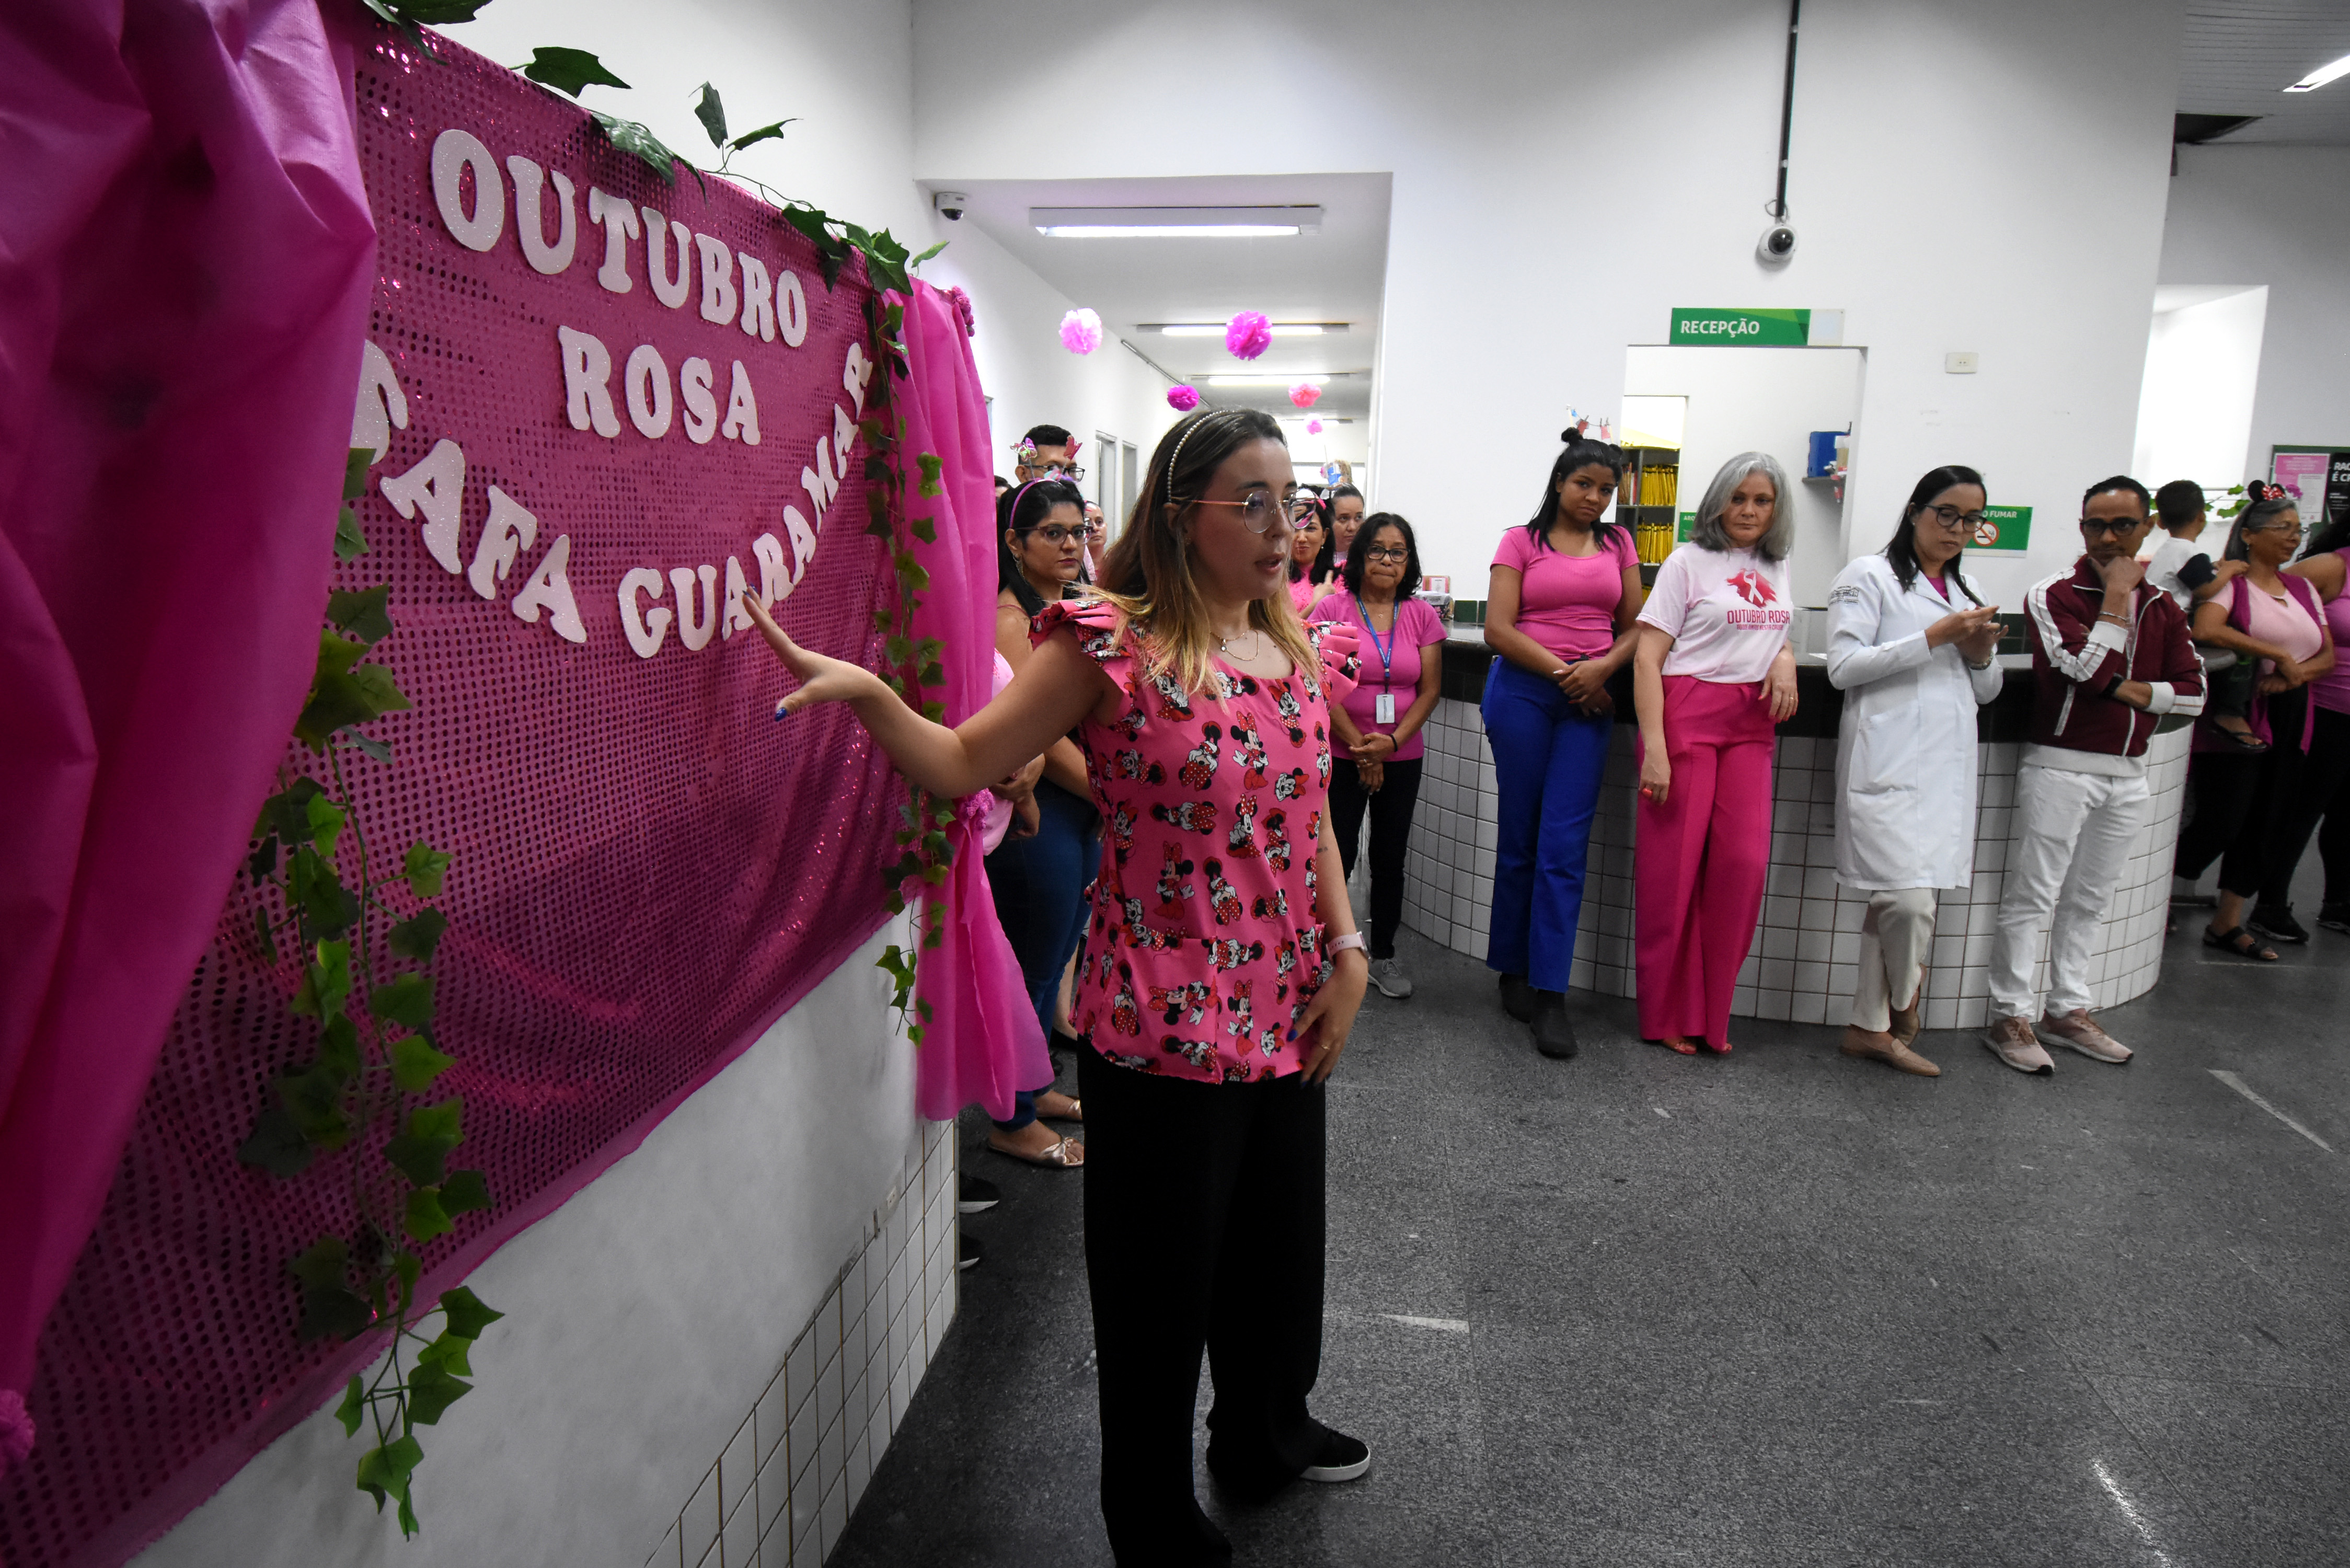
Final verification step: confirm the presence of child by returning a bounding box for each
[2149,478,2260,749]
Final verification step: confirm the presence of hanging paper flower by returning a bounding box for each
[1225,311,1272,360]
[1288,382,1321,409]
[1167,384,1201,411]
[1059,307,1102,355]
[947,285,976,337]
[1306,419,1324,435]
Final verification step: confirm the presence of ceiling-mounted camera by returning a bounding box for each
[933,190,967,222]
[1757,223,1796,266]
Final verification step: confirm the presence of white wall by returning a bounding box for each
[134,923,918,1568]
[2131,286,2268,492]
[2159,145,2350,479]
[911,0,2184,603]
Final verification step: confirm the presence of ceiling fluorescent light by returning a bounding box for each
[1153,323,1336,337]
[2285,51,2350,91]
[1205,374,1331,386]
[1031,205,1324,237]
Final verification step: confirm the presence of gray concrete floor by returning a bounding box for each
[834,860,2348,1567]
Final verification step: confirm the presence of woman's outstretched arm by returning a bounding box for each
[743,594,1109,799]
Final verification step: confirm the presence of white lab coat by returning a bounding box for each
[1825,554,2004,890]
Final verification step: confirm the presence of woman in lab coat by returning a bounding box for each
[1825,465,2006,1077]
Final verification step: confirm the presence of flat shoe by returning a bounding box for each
[1038,1096,1084,1123]
[986,1133,1084,1168]
[2202,925,2277,962]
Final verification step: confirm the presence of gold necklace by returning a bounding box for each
[1217,625,1263,660]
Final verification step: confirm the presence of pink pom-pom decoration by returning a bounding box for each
[1167,384,1201,412]
[947,285,976,337]
[1306,419,1324,435]
[0,1390,33,1474]
[1059,308,1103,355]
[1288,382,1321,409]
[1225,311,1272,360]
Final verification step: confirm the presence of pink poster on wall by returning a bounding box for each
[2272,449,2332,510]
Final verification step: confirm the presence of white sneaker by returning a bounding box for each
[1369,957,1413,999]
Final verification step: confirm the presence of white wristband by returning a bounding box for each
[1328,931,1367,957]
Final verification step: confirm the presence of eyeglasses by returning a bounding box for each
[1920,504,1987,532]
[2247,524,2305,542]
[1190,491,1294,534]
[1362,546,1410,563]
[1032,462,1086,483]
[1022,524,1088,546]
[2077,516,2145,536]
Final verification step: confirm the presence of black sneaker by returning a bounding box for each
[2252,903,2311,943]
[1499,973,1536,1022]
[1532,990,1579,1059]
[2320,903,2350,935]
[1300,1429,1372,1484]
[957,1175,1000,1215]
[958,1234,982,1272]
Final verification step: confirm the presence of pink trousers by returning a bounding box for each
[1635,675,1778,1044]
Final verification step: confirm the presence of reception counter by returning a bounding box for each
[1397,631,2191,1032]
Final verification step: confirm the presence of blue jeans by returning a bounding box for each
[986,780,1099,1129]
[1481,657,1612,993]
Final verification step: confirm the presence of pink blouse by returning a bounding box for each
[1491,524,1638,661]
[1308,592,1447,761]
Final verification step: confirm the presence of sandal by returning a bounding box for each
[987,1132,1084,1168]
[1038,1093,1084,1123]
[1698,1038,1733,1055]
[2211,727,2270,753]
[1654,1036,1700,1056]
[2203,925,2278,962]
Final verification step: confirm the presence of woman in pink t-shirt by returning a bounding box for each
[1632,453,1799,1054]
[1287,492,1337,614]
[1480,436,1644,1058]
[2282,509,2350,932]
[1310,513,1447,999]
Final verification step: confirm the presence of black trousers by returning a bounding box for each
[2257,703,2350,908]
[2175,688,2311,900]
[1326,756,1422,959]
[1078,1047,1327,1566]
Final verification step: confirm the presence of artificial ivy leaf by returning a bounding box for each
[306,792,347,863]
[333,503,371,561]
[393,1248,422,1305]
[290,1235,350,1289]
[404,843,452,898]
[247,834,279,883]
[386,1098,464,1185]
[389,1031,455,1092]
[863,455,890,485]
[863,517,894,541]
[262,777,325,843]
[911,239,947,268]
[294,674,371,752]
[521,45,629,98]
[339,731,394,766]
[405,1359,473,1425]
[342,446,373,501]
[311,939,356,1018]
[286,849,356,940]
[438,1167,491,1216]
[318,1013,362,1079]
[346,662,412,717]
[416,1331,474,1376]
[253,906,279,964]
[692,81,728,147]
[389,907,448,963]
[316,629,367,682]
[404,1184,454,1242]
[236,1102,315,1177]
[396,1490,419,1540]
[354,1433,423,1507]
[275,1059,351,1148]
[916,453,944,497]
[327,586,394,644]
[437,1284,503,1340]
[909,516,937,545]
[589,110,681,186]
[298,1282,373,1343]
[389,0,490,21]
[333,1374,367,1437]
[884,635,914,666]
[917,662,946,688]
[371,972,436,1029]
[729,118,794,153]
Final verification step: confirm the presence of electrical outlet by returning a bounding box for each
[1945,351,1979,374]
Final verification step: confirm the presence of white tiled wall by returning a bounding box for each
[643,1117,959,1568]
[1402,699,2192,1028]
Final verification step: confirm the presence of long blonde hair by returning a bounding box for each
[1094,408,1319,694]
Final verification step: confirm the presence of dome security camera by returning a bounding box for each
[1757,223,1797,264]
[934,190,967,222]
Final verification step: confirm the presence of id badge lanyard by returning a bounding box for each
[1362,601,1398,725]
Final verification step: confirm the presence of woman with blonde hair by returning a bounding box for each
[745,407,1372,1566]
[1632,452,1799,1055]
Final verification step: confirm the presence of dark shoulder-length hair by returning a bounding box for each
[1340,512,1422,600]
[1883,464,1987,603]
[1523,434,1627,551]
[1288,492,1335,584]
[996,477,1086,616]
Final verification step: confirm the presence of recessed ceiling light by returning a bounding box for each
[1030,205,1323,237]
[2285,51,2350,91]
[1149,322,1343,337]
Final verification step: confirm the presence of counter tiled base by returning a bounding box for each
[644,1117,958,1568]
[1401,699,2190,1030]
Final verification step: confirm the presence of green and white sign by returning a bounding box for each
[1677,511,1696,541]
[1970,505,2032,552]
[1668,307,1812,347]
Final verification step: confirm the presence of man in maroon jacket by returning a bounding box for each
[1985,476,2205,1073]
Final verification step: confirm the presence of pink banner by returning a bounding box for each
[3,19,1022,1566]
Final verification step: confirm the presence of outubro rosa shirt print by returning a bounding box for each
[1035,599,1362,1084]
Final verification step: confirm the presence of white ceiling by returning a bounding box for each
[2181,1,2350,144]
[937,173,1391,424]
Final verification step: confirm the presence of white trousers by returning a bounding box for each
[1849,887,1938,1031]
[1989,764,2148,1020]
